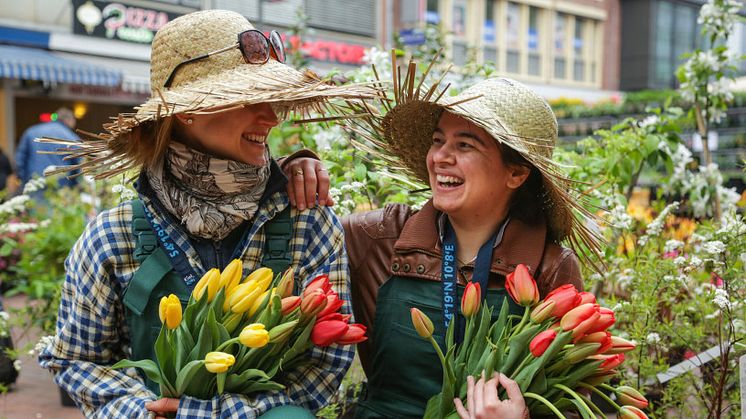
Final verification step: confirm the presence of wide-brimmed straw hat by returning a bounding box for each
[346,56,601,262]
[42,9,377,177]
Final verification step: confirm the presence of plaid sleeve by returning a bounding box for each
[174,205,354,418]
[38,207,156,418]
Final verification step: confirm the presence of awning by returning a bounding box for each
[0,45,122,87]
[54,51,151,95]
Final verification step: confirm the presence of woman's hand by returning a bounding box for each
[454,372,528,419]
[283,157,334,210]
[145,397,179,419]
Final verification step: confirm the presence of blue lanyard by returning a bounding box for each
[140,202,200,286]
[441,219,498,342]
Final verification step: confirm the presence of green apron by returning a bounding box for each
[355,276,523,419]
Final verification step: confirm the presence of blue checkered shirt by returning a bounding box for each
[39,188,352,418]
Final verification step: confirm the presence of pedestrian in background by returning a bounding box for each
[14,107,80,191]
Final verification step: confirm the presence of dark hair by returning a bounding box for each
[498,142,546,230]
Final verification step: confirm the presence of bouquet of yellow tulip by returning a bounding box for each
[113,259,366,399]
[411,264,648,419]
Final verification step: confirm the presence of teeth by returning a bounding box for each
[436,175,464,184]
[243,134,266,143]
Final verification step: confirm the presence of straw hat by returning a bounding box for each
[346,56,601,261]
[42,9,377,177]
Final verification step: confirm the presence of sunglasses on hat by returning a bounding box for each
[163,29,286,88]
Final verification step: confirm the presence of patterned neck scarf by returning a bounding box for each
[147,141,270,240]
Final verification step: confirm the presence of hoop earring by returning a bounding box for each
[186,118,193,125]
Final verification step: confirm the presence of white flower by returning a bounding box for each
[0,311,9,321]
[32,335,55,356]
[13,359,21,372]
[638,115,660,128]
[689,256,703,267]
[644,202,679,238]
[0,222,39,234]
[673,256,687,267]
[664,240,684,253]
[608,204,633,231]
[712,288,731,309]
[646,333,661,344]
[0,195,31,216]
[23,178,47,194]
[703,240,726,255]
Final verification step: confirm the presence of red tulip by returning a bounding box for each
[578,291,596,305]
[505,264,539,307]
[586,307,615,333]
[560,303,601,338]
[303,274,331,297]
[280,296,302,316]
[300,290,328,318]
[618,405,648,419]
[529,329,557,357]
[617,386,649,409]
[591,353,625,372]
[461,282,481,318]
[544,284,581,317]
[530,299,556,323]
[311,319,349,346]
[336,323,367,344]
[606,336,636,354]
[577,331,612,353]
[316,292,345,319]
[317,312,351,323]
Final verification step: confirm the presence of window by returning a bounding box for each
[554,12,567,79]
[506,2,521,73]
[573,17,585,81]
[483,0,497,65]
[654,0,698,87]
[527,6,541,76]
[427,0,440,24]
[452,0,468,65]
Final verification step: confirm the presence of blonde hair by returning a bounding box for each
[121,117,175,172]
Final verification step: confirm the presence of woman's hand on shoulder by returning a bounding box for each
[283,157,334,210]
[454,372,528,419]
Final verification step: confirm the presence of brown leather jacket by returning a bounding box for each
[342,200,583,375]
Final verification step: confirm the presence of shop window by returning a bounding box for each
[573,17,585,81]
[451,0,468,66]
[527,6,541,76]
[506,2,521,73]
[554,12,567,79]
[483,0,498,66]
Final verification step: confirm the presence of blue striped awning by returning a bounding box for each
[0,45,122,87]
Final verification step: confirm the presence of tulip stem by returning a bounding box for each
[428,335,452,382]
[215,337,240,352]
[510,307,531,338]
[523,392,566,419]
[580,383,621,410]
[509,353,534,380]
[553,383,595,418]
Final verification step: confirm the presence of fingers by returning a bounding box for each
[316,167,331,206]
[473,373,485,417]
[454,396,471,419]
[483,372,500,405]
[300,162,318,209]
[466,375,476,417]
[291,166,308,211]
[145,398,179,413]
[498,373,525,406]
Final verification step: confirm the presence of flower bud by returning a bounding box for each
[317,292,345,320]
[544,284,581,317]
[577,331,612,353]
[618,405,648,419]
[226,282,263,314]
[565,342,602,363]
[222,312,243,334]
[300,290,328,318]
[606,336,636,354]
[461,282,481,318]
[336,323,367,345]
[158,294,182,330]
[578,291,596,305]
[591,353,625,372]
[239,323,270,348]
[193,268,221,301]
[505,264,539,307]
[303,274,331,297]
[204,351,235,373]
[529,329,556,357]
[280,296,302,316]
[410,307,434,339]
[311,319,348,346]
[530,300,556,323]
[244,267,273,292]
[219,259,243,295]
[276,268,295,298]
[560,303,601,338]
[269,320,298,343]
[586,307,615,334]
[617,386,649,409]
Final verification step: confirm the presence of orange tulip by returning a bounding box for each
[410,307,434,339]
[577,331,612,353]
[530,299,556,323]
[586,307,615,334]
[505,264,539,307]
[606,336,636,354]
[280,296,302,316]
[544,284,581,317]
[461,282,481,318]
[591,353,625,372]
[300,290,328,318]
[618,405,648,419]
[617,386,649,409]
[560,303,601,338]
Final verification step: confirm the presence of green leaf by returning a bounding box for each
[155,327,176,386]
[242,379,285,393]
[174,360,205,395]
[111,359,162,384]
[216,372,227,394]
[500,324,541,376]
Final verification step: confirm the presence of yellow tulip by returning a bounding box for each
[193,268,221,301]
[219,259,243,295]
[204,351,235,373]
[227,282,264,314]
[248,288,275,317]
[158,294,182,330]
[239,323,270,348]
[244,267,273,292]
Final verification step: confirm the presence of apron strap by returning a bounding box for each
[260,206,297,290]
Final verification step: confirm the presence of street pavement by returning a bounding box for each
[1,294,82,419]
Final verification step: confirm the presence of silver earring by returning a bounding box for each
[186,118,193,125]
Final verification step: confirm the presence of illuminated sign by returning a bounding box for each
[288,35,367,66]
[72,0,180,44]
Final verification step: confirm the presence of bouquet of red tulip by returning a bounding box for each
[410,264,648,419]
[114,259,366,399]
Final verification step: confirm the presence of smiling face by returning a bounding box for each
[174,103,279,166]
[426,111,530,224]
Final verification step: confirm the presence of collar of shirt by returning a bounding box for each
[435,211,511,252]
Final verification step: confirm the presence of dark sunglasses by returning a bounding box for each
[163,29,286,88]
